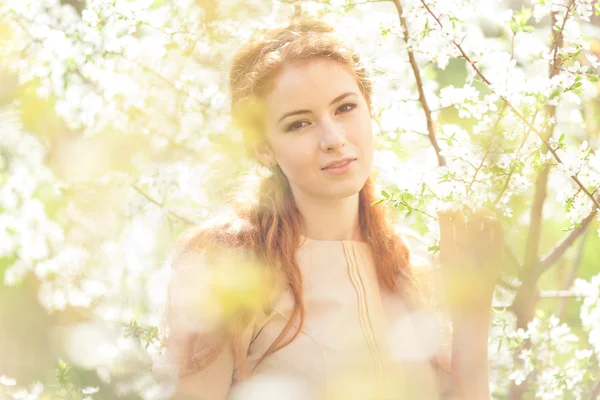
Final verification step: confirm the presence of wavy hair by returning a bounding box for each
[166,17,447,383]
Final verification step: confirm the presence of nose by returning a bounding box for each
[319,120,346,153]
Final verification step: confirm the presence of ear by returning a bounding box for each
[251,140,276,167]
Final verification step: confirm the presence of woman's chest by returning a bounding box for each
[241,241,442,399]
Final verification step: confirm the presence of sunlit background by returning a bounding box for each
[1,0,600,399]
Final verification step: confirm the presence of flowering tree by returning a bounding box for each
[0,0,599,399]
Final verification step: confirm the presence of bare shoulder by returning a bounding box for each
[170,210,256,262]
[167,210,275,334]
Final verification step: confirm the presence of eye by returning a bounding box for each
[337,103,357,113]
[285,103,357,132]
[286,120,309,132]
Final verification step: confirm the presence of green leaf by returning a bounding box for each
[428,244,440,254]
[510,6,533,33]
[56,359,73,386]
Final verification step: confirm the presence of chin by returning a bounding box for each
[322,178,366,199]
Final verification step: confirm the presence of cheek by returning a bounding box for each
[351,121,374,151]
[352,122,375,168]
[274,143,315,180]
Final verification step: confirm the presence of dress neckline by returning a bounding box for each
[299,234,370,246]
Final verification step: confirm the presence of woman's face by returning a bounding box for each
[260,57,375,201]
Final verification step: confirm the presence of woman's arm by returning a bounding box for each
[152,252,257,400]
[153,336,236,400]
[446,313,491,399]
[159,325,256,400]
[435,206,504,400]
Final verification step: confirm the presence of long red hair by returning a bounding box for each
[165,17,449,382]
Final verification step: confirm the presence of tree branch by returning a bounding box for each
[393,0,446,167]
[523,165,551,275]
[558,227,589,319]
[535,205,598,278]
[590,378,600,400]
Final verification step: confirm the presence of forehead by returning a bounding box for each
[264,58,359,113]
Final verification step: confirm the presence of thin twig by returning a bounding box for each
[345,0,394,6]
[504,245,522,270]
[393,0,446,167]
[550,3,572,77]
[466,103,508,197]
[393,199,438,220]
[538,290,585,298]
[131,184,195,226]
[492,109,540,208]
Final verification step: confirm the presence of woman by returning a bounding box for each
[153,18,504,400]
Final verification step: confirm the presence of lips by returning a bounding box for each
[322,157,357,170]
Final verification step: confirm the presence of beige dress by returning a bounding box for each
[153,233,451,400]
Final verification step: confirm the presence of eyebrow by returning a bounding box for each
[277,92,358,124]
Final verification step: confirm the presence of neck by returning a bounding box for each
[291,187,362,241]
